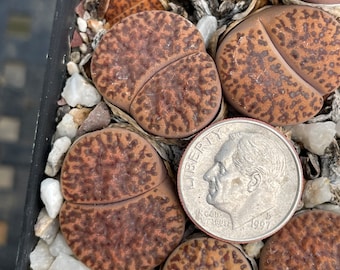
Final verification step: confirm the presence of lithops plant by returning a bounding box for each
[95,0,165,26]
[162,236,252,270]
[283,0,340,18]
[91,10,222,139]
[259,210,340,269]
[59,127,186,270]
[216,5,340,126]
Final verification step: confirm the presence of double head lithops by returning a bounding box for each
[59,127,186,270]
[91,10,222,139]
[216,5,340,126]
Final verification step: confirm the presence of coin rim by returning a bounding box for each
[177,117,304,243]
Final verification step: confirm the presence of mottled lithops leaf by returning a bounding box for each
[61,128,167,203]
[91,10,222,138]
[103,0,164,26]
[259,210,340,269]
[59,128,185,270]
[216,5,340,126]
[130,52,221,138]
[163,237,252,270]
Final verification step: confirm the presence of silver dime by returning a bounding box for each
[178,118,303,243]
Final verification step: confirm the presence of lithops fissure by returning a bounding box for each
[59,128,185,270]
[91,10,222,139]
[163,237,252,270]
[216,5,340,126]
[259,210,340,269]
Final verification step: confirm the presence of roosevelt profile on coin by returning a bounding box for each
[203,131,287,229]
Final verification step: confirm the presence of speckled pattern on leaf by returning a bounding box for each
[59,128,186,270]
[259,210,340,269]
[163,237,252,270]
[91,10,222,138]
[216,5,340,126]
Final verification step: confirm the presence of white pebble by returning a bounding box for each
[79,32,89,43]
[34,208,59,245]
[61,73,101,107]
[40,178,64,219]
[290,121,336,155]
[44,136,72,177]
[79,43,88,54]
[196,15,217,47]
[66,61,79,75]
[83,11,91,21]
[55,113,78,140]
[30,239,54,270]
[77,17,87,32]
[243,241,264,259]
[302,177,333,208]
[48,253,90,270]
[316,203,340,214]
[49,232,73,257]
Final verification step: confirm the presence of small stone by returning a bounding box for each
[40,178,64,219]
[79,43,88,54]
[49,232,73,257]
[303,177,333,208]
[69,107,92,126]
[336,121,340,138]
[77,101,111,136]
[290,121,336,155]
[77,17,87,32]
[55,113,78,140]
[75,1,86,18]
[196,15,217,47]
[48,253,90,270]
[44,136,72,177]
[316,203,340,214]
[70,30,83,48]
[79,32,89,44]
[61,73,101,107]
[66,61,79,75]
[243,241,264,259]
[57,98,68,107]
[30,239,55,270]
[34,208,59,245]
[70,51,81,64]
[87,18,104,33]
[83,11,92,21]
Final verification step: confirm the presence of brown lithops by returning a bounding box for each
[91,10,222,139]
[216,5,340,126]
[163,236,252,270]
[102,0,164,26]
[259,210,340,269]
[59,127,186,270]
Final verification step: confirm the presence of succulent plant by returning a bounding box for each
[59,127,186,270]
[216,5,340,126]
[91,10,222,139]
[163,236,252,270]
[94,0,165,26]
[259,210,340,269]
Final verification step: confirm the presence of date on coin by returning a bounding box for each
[177,118,303,243]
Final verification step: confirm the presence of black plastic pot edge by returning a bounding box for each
[15,0,78,268]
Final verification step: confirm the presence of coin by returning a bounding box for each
[177,118,303,243]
